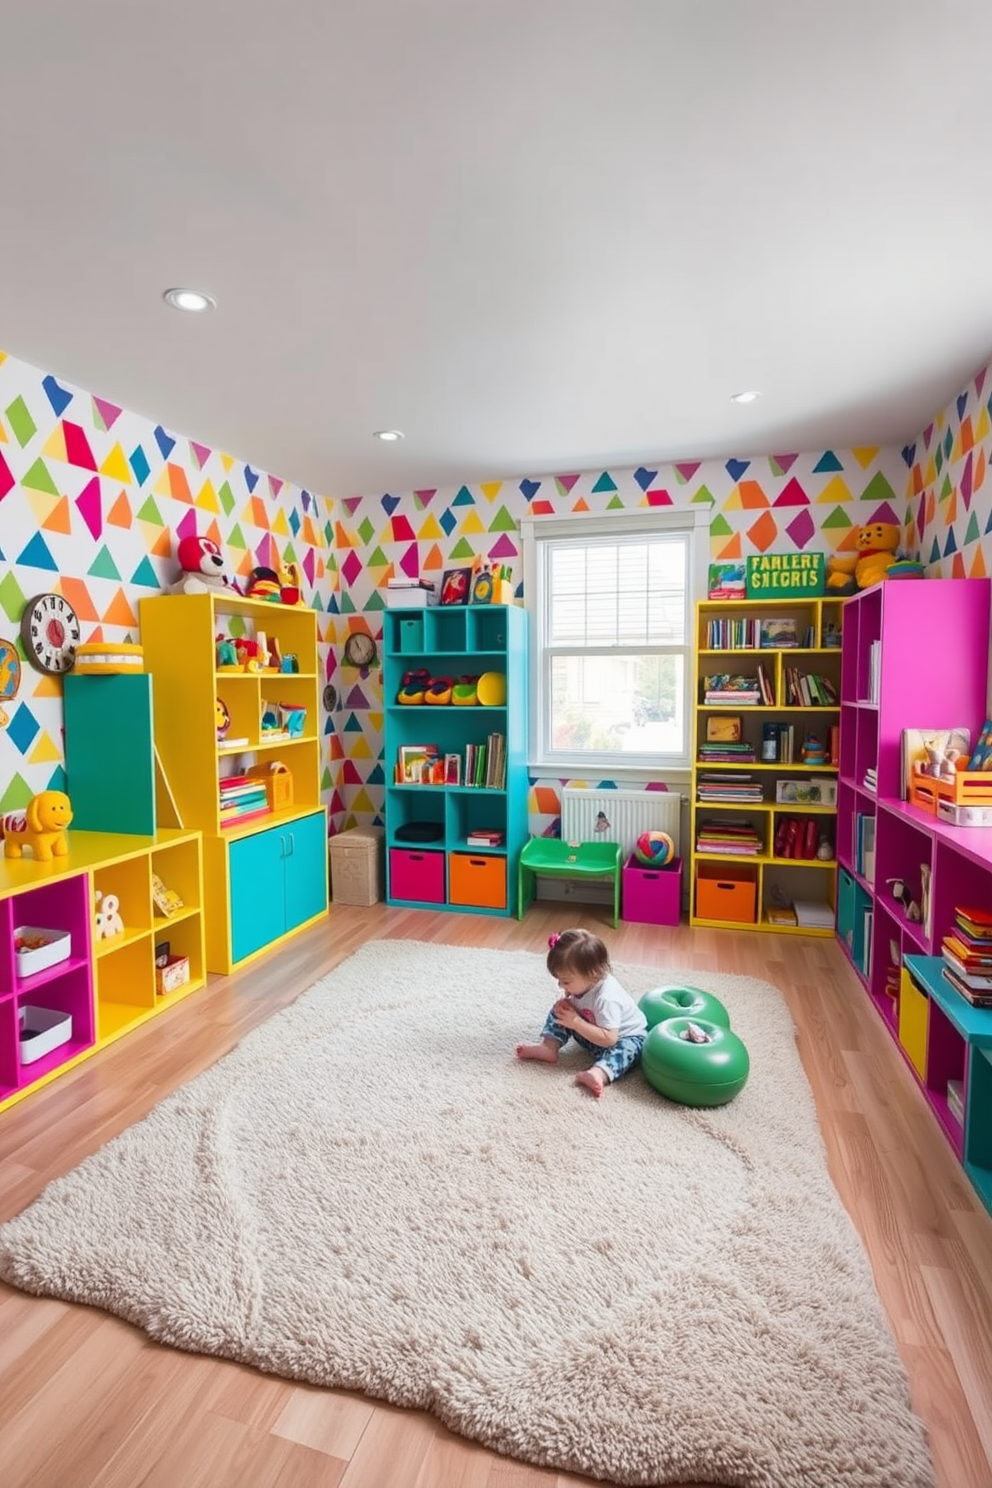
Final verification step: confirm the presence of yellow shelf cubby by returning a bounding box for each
[691,594,844,935]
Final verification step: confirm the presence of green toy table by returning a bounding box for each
[516,839,623,927]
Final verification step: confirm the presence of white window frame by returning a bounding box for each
[521,508,709,779]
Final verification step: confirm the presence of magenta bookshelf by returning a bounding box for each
[835,577,992,1215]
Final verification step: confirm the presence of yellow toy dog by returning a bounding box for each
[1,791,73,861]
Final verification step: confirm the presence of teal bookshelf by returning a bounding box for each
[382,604,528,916]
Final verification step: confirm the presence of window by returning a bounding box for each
[522,510,708,774]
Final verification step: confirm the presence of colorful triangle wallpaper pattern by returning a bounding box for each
[903,360,992,580]
[0,348,338,816]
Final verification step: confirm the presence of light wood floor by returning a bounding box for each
[2,903,991,1488]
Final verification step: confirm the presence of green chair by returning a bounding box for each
[517,838,623,927]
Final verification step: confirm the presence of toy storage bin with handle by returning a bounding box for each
[448,852,507,910]
[622,855,683,926]
[329,826,384,906]
[694,863,757,924]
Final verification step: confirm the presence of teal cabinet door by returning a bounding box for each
[282,811,328,932]
[230,828,287,963]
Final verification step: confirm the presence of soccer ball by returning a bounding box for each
[634,830,675,867]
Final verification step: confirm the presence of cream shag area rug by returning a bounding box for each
[0,940,934,1488]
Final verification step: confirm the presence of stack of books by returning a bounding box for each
[941,906,992,1006]
[773,816,821,859]
[466,828,504,848]
[783,668,838,706]
[697,774,763,804]
[793,899,836,930]
[702,674,761,705]
[698,741,756,766]
[219,774,270,827]
[695,819,763,855]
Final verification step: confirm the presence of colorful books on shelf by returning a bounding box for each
[695,819,763,856]
[698,742,756,765]
[863,766,877,794]
[940,905,992,1006]
[702,674,761,705]
[760,722,796,763]
[219,774,271,826]
[783,668,838,706]
[697,773,763,804]
[772,815,820,860]
[705,616,761,648]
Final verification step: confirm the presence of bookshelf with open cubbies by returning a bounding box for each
[835,577,992,1217]
[382,604,527,915]
[0,829,205,1114]
[140,592,328,973]
[690,594,844,935]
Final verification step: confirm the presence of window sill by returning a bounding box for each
[529,761,691,785]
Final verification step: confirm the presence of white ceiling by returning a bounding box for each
[3,0,991,498]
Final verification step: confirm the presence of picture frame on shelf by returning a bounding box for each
[440,568,472,606]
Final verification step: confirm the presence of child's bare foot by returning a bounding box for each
[576,1068,608,1098]
[516,1041,559,1063]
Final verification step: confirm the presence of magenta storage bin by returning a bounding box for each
[622,854,683,926]
[389,847,446,904]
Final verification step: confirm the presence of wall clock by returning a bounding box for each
[343,632,377,668]
[20,593,81,675]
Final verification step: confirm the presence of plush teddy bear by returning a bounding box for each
[826,522,901,594]
[171,535,241,595]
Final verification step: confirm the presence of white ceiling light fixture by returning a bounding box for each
[730,390,761,404]
[163,287,217,313]
[373,429,405,441]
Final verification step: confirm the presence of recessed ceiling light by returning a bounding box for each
[730,390,761,404]
[373,429,405,442]
[163,287,216,313]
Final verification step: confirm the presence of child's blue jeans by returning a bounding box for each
[540,1010,646,1083]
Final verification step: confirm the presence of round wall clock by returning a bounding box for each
[20,593,81,675]
[322,683,338,712]
[343,632,377,668]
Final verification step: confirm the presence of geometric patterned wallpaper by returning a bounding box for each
[332,446,909,835]
[903,352,992,580]
[0,346,337,816]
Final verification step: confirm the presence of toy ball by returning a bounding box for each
[641,1017,750,1107]
[638,985,731,1031]
[634,830,675,867]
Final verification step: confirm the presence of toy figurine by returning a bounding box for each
[1,790,73,860]
[801,733,827,766]
[171,535,241,596]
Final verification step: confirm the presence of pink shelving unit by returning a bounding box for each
[0,871,95,1105]
[836,577,992,1215]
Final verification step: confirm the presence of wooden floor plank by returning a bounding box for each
[1,902,991,1488]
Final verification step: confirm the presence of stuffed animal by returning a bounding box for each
[171,535,241,595]
[826,523,902,593]
[1,790,73,860]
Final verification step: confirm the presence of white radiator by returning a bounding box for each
[561,787,681,859]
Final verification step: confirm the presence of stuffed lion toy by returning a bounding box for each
[826,522,901,594]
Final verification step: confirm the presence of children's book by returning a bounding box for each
[900,728,971,798]
[706,715,742,743]
[759,617,798,648]
[707,561,746,600]
[967,718,992,769]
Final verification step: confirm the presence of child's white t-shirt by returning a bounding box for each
[571,973,647,1038]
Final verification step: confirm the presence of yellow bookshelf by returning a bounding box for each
[140,593,328,973]
[691,595,844,935]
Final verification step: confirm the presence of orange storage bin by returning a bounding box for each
[695,862,757,924]
[448,852,507,910]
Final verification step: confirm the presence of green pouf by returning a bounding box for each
[642,1017,750,1107]
[638,985,731,1031]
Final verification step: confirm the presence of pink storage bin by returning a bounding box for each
[622,855,683,926]
[389,847,446,903]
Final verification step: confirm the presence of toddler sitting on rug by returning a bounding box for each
[516,928,647,1098]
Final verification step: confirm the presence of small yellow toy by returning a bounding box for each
[1,790,73,860]
[826,523,901,593]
